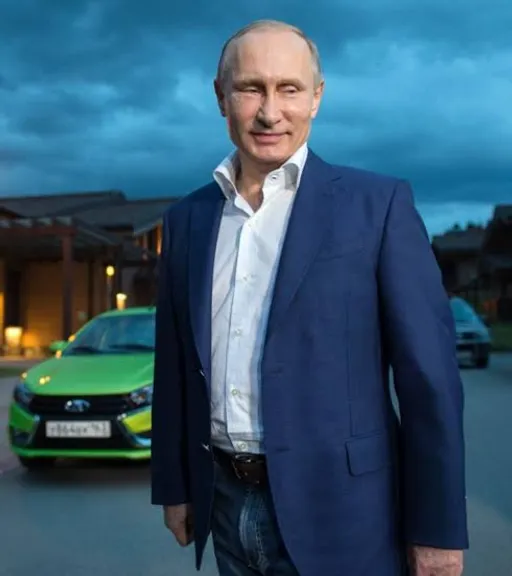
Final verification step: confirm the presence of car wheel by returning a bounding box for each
[474,354,489,369]
[18,456,57,469]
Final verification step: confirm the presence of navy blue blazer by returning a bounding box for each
[151,151,469,575]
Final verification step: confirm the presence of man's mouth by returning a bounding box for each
[251,133,286,144]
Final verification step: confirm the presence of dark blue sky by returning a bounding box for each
[1,1,511,234]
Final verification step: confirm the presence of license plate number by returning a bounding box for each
[45,421,111,438]
[456,350,472,362]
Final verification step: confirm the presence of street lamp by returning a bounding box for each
[105,265,115,309]
[116,292,127,310]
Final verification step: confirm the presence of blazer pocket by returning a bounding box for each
[315,239,365,262]
[345,432,392,476]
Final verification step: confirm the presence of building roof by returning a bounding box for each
[482,204,512,255]
[0,190,125,218]
[0,191,180,233]
[432,227,486,252]
[483,254,512,270]
[492,205,512,222]
[73,197,179,231]
[0,215,120,242]
[0,215,123,261]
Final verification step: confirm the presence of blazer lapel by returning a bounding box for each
[264,151,342,345]
[188,184,224,385]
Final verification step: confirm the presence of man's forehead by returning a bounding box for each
[231,33,313,77]
[236,28,310,55]
[221,27,317,88]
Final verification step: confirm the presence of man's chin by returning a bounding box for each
[249,146,290,166]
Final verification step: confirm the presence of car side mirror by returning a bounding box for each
[49,340,68,353]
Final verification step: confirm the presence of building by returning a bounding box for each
[0,191,179,355]
[478,205,512,320]
[432,204,512,321]
[431,225,486,293]
[2,191,509,355]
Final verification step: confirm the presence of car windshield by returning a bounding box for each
[450,298,477,324]
[63,313,156,356]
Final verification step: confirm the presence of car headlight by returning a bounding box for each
[13,381,34,408]
[129,384,153,408]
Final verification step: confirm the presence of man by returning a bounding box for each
[151,20,468,576]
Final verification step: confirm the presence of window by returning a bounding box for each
[63,313,155,355]
[450,298,477,323]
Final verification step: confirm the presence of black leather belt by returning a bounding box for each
[212,446,268,486]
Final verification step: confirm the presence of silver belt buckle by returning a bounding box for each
[231,454,260,483]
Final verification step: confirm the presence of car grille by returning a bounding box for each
[29,394,131,416]
[459,331,478,340]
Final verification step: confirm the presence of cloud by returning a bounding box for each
[0,0,510,234]
[315,42,512,201]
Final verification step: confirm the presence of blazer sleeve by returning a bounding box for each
[151,209,190,506]
[377,180,469,549]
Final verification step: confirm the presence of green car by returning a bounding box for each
[8,307,155,469]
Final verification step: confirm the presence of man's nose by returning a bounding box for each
[256,94,282,126]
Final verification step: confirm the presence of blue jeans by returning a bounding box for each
[211,461,300,576]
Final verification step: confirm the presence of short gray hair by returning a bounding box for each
[216,20,323,90]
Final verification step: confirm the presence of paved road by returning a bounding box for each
[0,355,511,575]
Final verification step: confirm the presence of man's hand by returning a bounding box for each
[163,503,194,547]
[408,546,463,575]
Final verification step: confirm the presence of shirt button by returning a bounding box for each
[238,442,247,451]
[234,328,243,336]
[231,389,239,396]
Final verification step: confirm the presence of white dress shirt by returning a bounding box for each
[210,143,309,454]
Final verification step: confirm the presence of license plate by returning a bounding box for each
[456,350,472,362]
[45,421,111,438]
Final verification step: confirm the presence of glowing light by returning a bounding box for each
[4,326,23,355]
[116,293,127,310]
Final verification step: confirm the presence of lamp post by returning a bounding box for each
[105,265,115,310]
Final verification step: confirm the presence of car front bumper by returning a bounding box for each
[456,341,490,359]
[8,401,151,460]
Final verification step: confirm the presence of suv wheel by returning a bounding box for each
[474,354,489,369]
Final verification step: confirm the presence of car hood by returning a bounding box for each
[455,321,485,333]
[455,320,490,341]
[455,321,477,332]
[23,354,154,395]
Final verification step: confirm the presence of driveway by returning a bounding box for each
[1,355,512,575]
[0,358,41,473]
[0,377,19,474]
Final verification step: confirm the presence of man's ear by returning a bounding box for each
[214,79,226,117]
[310,80,325,119]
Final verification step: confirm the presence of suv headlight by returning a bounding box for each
[129,384,153,408]
[13,381,34,408]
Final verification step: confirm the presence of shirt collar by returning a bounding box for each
[213,143,309,200]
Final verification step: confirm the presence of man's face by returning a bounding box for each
[215,29,324,169]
